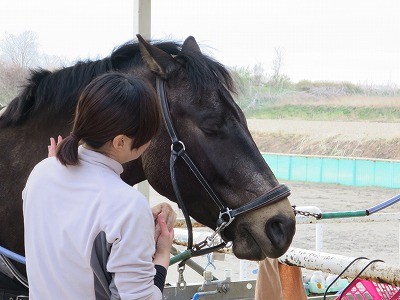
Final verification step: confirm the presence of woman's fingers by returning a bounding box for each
[157,212,174,241]
[151,203,177,231]
[48,136,63,158]
[48,137,57,157]
[50,137,56,147]
[157,212,168,232]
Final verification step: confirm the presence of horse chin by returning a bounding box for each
[227,224,290,261]
[231,230,266,261]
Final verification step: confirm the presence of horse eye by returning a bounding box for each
[200,119,224,136]
[202,127,219,135]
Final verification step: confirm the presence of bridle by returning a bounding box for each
[155,78,291,255]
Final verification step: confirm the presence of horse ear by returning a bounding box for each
[137,34,176,78]
[182,36,201,54]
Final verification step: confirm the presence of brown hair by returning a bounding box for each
[57,72,161,166]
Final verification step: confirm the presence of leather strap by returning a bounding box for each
[230,184,291,218]
[157,79,226,210]
[0,289,28,300]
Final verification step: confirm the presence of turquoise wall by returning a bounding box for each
[262,153,400,188]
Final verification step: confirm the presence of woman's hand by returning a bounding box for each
[48,135,63,157]
[151,203,176,241]
[152,212,174,269]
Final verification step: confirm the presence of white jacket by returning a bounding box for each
[23,146,162,299]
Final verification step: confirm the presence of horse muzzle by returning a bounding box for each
[265,215,296,258]
[227,210,296,260]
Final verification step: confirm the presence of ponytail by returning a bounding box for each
[56,134,80,166]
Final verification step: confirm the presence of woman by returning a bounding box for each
[23,73,173,299]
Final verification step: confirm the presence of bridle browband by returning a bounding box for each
[155,78,291,254]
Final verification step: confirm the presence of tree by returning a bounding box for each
[0,61,28,105]
[270,47,291,89]
[0,31,70,105]
[0,31,39,69]
[253,62,265,86]
[271,47,283,85]
[0,31,38,104]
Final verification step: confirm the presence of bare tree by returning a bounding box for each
[39,53,73,70]
[0,61,28,105]
[253,62,264,86]
[0,31,39,69]
[0,31,71,105]
[271,47,283,84]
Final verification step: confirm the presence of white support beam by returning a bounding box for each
[133,0,151,198]
[279,247,400,287]
[133,0,151,39]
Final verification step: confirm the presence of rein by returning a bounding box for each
[155,78,291,265]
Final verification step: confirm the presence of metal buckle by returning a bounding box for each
[177,264,187,290]
[217,209,234,230]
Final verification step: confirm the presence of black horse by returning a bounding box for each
[0,36,295,292]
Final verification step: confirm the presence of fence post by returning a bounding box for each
[296,206,323,252]
[316,223,324,252]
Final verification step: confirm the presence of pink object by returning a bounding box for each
[336,279,400,300]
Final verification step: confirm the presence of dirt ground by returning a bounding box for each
[150,119,400,285]
[250,119,400,277]
[248,119,400,160]
[249,119,400,269]
[287,181,400,266]
[149,182,400,286]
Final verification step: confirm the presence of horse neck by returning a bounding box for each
[121,158,147,186]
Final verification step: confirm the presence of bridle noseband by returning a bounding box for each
[156,78,291,253]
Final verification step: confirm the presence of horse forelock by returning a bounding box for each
[111,40,181,70]
[172,52,244,123]
[112,40,235,95]
[176,51,235,95]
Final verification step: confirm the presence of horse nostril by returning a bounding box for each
[265,217,295,251]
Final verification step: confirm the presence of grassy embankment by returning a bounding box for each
[236,79,400,121]
[247,104,400,122]
[234,79,400,159]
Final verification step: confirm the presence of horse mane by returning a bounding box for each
[0,59,112,127]
[0,39,235,128]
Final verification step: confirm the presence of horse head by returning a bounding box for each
[134,36,296,260]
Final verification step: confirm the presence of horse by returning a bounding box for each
[0,36,296,292]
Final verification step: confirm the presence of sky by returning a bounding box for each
[1,0,400,85]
